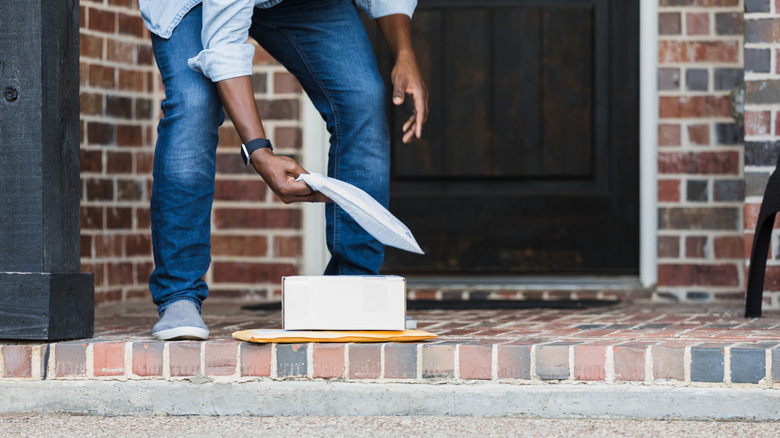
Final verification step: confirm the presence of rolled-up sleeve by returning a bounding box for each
[353,0,416,19]
[187,0,255,82]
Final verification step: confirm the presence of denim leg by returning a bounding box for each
[250,0,390,275]
[149,5,224,313]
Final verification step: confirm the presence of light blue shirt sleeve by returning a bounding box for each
[353,0,417,19]
[187,0,257,82]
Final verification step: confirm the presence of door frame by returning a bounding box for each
[302,0,658,288]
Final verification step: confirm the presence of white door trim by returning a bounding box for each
[639,0,659,288]
[302,1,658,286]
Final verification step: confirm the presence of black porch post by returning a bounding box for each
[0,0,94,340]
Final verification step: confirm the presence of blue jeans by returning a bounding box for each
[149,0,390,313]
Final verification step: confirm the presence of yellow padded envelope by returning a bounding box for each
[233,329,437,344]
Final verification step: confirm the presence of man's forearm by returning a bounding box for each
[376,14,415,60]
[215,75,267,144]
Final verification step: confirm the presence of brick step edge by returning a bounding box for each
[1,341,779,386]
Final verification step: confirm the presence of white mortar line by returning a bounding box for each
[270,344,278,380]
[605,346,615,383]
[86,344,95,379]
[31,345,41,381]
[454,345,460,381]
[684,346,692,385]
[307,343,314,379]
[162,342,171,380]
[491,344,498,381]
[124,342,132,379]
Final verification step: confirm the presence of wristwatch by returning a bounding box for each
[240,138,273,165]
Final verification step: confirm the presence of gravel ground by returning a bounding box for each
[1,415,779,437]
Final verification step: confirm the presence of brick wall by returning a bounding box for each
[79,0,159,305]
[656,0,746,302]
[79,1,306,304]
[744,0,780,308]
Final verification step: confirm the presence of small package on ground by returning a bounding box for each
[282,275,406,331]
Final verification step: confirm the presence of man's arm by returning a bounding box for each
[376,14,428,143]
[216,77,326,203]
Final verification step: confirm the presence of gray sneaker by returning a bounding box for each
[152,300,209,340]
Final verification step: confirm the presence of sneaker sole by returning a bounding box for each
[153,326,209,341]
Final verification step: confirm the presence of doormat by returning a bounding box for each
[241,299,618,312]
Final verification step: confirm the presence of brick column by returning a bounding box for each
[656,0,745,302]
[744,0,780,309]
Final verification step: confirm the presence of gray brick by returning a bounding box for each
[659,12,681,35]
[730,348,766,384]
[713,179,744,202]
[686,180,708,202]
[773,348,780,383]
[422,344,455,378]
[714,69,743,91]
[276,344,307,377]
[691,347,724,383]
[745,141,780,167]
[685,69,708,91]
[715,13,743,36]
[498,344,531,380]
[715,123,743,145]
[746,80,780,104]
[745,48,770,74]
[659,68,680,91]
[536,345,569,380]
[658,207,740,231]
[745,19,775,44]
[686,291,711,301]
[745,0,770,13]
[745,171,770,197]
[384,344,417,379]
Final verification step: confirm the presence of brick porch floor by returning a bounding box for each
[2,296,780,387]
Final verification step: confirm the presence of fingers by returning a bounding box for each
[412,86,427,140]
[393,82,405,106]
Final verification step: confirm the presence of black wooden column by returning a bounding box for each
[0,0,94,340]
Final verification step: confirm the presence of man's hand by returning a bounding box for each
[250,148,329,203]
[377,14,429,144]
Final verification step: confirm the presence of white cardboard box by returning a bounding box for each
[282,276,406,331]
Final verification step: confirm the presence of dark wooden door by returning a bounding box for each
[367,0,639,275]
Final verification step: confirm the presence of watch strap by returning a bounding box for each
[240,138,273,165]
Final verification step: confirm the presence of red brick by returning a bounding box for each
[93,342,125,376]
[312,344,345,379]
[213,208,302,230]
[659,124,681,147]
[80,33,104,60]
[132,342,163,376]
[759,266,780,290]
[459,344,492,380]
[88,8,116,33]
[218,126,242,148]
[170,342,201,377]
[134,262,154,285]
[87,121,115,145]
[255,99,299,120]
[205,342,238,376]
[658,151,740,175]
[686,12,710,35]
[136,152,154,174]
[659,96,730,119]
[240,343,272,377]
[274,127,302,149]
[274,72,302,94]
[116,124,143,146]
[211,235,268,257]
[118,69,145,92]
[106,262,133,286]
[657,264,739,286]
[94,235,123,258]
[125,234,152,256]
[658,179,681,202]
[86,178,114,201]
[2,345,32,378]
[80,149,103,172]
[658,41,739,63]
[687,124,710,146]
[685,236,708,259]
[89,64,116,89]
[55,343,87,377]
[714,235,744,259]
[659,12,681,35]
[214,180,267,202]
[212,262,297,284]
[136,207,151,229]
[745,111,771,136]
[573,345,606,381]
[614,345,646,381]
[81,90,106,117]
[652,345,685,381]
[348,345,381,379]
[273,236,301,258]
[106,39,134,64]
[118,13,145,37]
[81,235,93,258]
[106,207,133,229]
[658,235,680,258]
